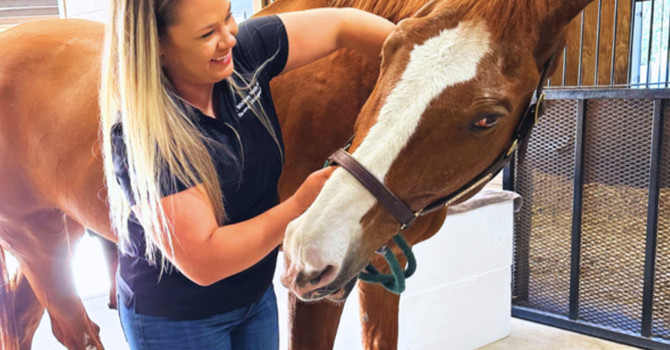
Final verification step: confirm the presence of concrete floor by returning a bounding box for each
[480,319,638,350]
[32,292,641,349]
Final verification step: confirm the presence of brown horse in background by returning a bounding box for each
[0,0,594,349]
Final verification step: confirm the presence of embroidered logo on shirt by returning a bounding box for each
[235,82,262,118]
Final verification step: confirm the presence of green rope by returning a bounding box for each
[358,233,417,294]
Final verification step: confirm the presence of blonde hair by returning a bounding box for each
[101,0,225,268]
[101,0,284,270]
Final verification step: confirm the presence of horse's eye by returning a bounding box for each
[473,115,501,130]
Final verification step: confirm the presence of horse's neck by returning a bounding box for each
[257,0,331,15]
[327,0,429,22]
[261,0,434,23]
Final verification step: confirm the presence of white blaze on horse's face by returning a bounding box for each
[282,20,492,298]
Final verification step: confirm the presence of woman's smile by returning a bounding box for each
[211,52,232,65]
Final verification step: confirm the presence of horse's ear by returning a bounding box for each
[541,0,596,34]
[534,0,595,68]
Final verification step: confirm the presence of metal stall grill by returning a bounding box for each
[504,0,670,347]
[507,90,669,349]
[654,103,670,340]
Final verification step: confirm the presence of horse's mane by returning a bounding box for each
[330,0,545,39]
[328,0,428,22]
[455,0,544,38]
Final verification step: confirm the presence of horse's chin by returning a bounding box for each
[325,277,358,302]
[295,276,359,302]
[289,252,370,301]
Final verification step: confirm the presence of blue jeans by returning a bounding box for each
[118,285,279,350]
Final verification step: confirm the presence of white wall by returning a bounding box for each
[58,0,106,22]
[396,199,514,349]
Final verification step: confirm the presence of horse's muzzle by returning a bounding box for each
[293,276,358,302]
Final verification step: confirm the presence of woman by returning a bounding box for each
[99,0,394,348]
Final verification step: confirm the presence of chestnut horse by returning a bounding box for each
[0,0,594,349]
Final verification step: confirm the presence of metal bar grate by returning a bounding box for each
[577,99,653,334]
[513,100,578,316]
[652,103,670,339]
[641,99,664,336]
[569,99,587,320]
[511,93,670,348]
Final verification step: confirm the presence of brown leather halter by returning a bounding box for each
[328,56,554,231]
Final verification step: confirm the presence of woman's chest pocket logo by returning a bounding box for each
[235,81,262,118]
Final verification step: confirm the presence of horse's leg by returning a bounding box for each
[11,268,45,350]
[4,212,103,350]
[0,258,48,350]
[96,234,118,310]
[355,210,448,350]
[287,292,345,350]
[0,245,20,350]
[357,257,402,350]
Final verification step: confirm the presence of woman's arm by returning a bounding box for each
[146,167,334,286]
[277,8,396,74]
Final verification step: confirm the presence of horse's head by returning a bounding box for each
[282,0,594,301]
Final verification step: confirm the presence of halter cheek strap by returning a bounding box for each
[329,149,420,230]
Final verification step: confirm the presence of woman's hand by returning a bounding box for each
[292,166,336,212]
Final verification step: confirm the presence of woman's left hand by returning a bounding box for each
[292,166,336,212]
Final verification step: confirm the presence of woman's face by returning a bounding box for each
[160,0,238,87]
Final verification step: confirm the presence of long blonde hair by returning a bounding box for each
[100,0,226,267]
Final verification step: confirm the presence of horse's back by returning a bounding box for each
[0,19,103,106]
[0,19,110,237]
[0,19,103,163]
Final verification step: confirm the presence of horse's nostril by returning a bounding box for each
[296,265,334,288]
[310,275,322,285]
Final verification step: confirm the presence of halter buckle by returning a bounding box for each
[400,210,422,231]
[506,139,519,157]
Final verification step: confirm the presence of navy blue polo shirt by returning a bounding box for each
[111,15,289,319]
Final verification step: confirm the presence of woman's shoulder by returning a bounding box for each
[237,15,283,41]
[234,15,289,79]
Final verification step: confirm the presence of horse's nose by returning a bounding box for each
[295,265,335,288]
[281,252,339,297]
